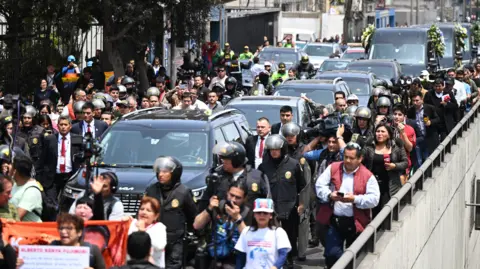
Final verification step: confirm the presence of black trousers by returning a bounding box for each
[55,173,72,197]
[279,209,299,260]
[165,240,184,269]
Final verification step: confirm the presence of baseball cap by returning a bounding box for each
[264,61,272,67]
[347,94,359,101]
[253,198,274,213]
[244,45,249,49]
[225,43,230,47]
[278,62,286,69]
[67,55,76,62]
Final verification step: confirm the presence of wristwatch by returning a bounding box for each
[235,216,243,225]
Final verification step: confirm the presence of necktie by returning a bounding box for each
[60,136,66,173]
[87,123,91,134]
[259,137,265,158]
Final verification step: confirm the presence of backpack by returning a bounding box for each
[207,218,240,258]
[24,184,58,222]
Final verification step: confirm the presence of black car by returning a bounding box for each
[60,108,250,214]
[346,59,402,82]
[315,70,375,106]
[257,47,308,69]
[317,58,353,72]
[225,96,315,132]
[273,79,352,105]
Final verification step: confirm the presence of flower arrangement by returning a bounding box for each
[361,24,375,53]
[471,22,480,46]
[427,24,446,58]
[454,23,468,52]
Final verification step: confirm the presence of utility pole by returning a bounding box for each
[464,0,467,21]
[440,0,444,22]
[410,0,414,25]
[416,0,419,24]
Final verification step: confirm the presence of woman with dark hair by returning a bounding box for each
[38,114,57,135]
[34,79,58,109]
[362,123,408,218]
[234,198,291,269]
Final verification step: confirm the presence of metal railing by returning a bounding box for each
[331,102,480,269]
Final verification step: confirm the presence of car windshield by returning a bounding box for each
[370,30,427,64]
[227,104,297,128]
[319,61,349,71]
[316,76,370,95]
[347,63,394,80]
[258,51,297,66]
[342,51,365,59]
[305,45,332,57]
[99,125,209,167]
[275,88,334,104]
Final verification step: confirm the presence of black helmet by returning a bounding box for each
[213,141,247,168]
[225,77,237,86]
[153,156,183,185]
[301,55,309,64]
[265,134,288,157]
[281,122,301,137]
[345,105,358,117]
[121,76,135,85]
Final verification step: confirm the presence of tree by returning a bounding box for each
[343,0,353,42]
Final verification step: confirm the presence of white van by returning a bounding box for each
[279,28,317,49]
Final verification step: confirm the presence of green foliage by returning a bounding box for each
[472,22,480,46]
[427,24,446,58]
[361,24,375,53]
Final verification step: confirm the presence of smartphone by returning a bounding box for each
[224,200,234,208]
[337,192,345,197]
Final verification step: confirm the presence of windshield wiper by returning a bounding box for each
[94,163,153,169]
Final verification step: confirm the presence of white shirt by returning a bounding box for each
[193,99,210,111]
[235,227,291,269]
[453,79,467,105]
[233,169,245,181]
[128,219,167,268]
[315,165,380,217]
[56,133,72,173]
[82,120,95,137]
[250,64,265,77]
[208,76,227,90]
[172,105,196,110]
[255,135,268,169]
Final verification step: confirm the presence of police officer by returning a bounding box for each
[294,56,315,79]
[17,107,57,201]
[351,106,374,147]
[259,135,306,269]
[144,156,197,269]
[281,122,312,261]
[271,62,288,86]
[199,141,270,213]
[374,96,393,126]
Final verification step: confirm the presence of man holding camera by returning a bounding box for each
[193,181,249,269]
[258,134,306,269]
[200,142,270,212]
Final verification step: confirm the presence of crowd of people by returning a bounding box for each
[0,40,478,269]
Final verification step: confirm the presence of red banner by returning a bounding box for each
[1,219,131,268]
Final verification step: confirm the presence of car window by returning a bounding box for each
[221,123,242,143]
[214,128,225,144]
[305,45,332,57]
[235,121,249,143]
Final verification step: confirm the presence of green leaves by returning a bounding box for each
[428,24,446,58]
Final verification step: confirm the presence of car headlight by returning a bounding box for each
[192,187,207,202]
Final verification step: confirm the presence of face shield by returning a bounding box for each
[153,157,178,174]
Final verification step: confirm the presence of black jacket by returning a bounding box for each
[54,132,83,174]
[271,123,281,135]
[71,119,109,139]
[112,260,160,269]
[407,103,441,152]
[245,135,265,167]
[423,89,458,134]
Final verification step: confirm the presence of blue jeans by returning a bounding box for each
[415,140,429,168]
[324,223,357,268]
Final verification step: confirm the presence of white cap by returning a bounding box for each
[264,61,272,66]
[347,94,359,101]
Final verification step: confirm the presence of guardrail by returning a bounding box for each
[331,101,480,269]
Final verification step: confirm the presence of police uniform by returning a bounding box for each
[145,181,197,269]
[200,166,271,214]
[259,154,306,266]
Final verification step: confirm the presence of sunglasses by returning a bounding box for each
[346,142,361,150]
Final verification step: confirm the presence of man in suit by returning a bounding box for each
[271,105,293,134]
[55,115,83,202]
[71,101,108,139]
[407,91,441,167]
[245,117,271,168]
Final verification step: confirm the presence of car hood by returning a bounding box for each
[66,166,209,194]
[309,56,329,67]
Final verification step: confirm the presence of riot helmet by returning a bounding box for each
[345,105,358,117]
[225,77,237,92]
[73,100,86,114]
[281,122,301,137]
[372,87,383,97]
[212,141,247,168]
[92,99,106,110]
[0,145,10,163]
[265,134,288,157]
[376,96,391,107]
[355,106,372,119]
[118,85,128,100]
[146,87,160,98]
[153,156,183,186]
[24,105,37,118]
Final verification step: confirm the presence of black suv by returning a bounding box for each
[60,108,250,214]
[346,59,402,82]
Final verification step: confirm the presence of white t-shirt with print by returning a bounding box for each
[235,226,291,269]
[11,181,43,222]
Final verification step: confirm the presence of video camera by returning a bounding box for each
[304,112,354,138]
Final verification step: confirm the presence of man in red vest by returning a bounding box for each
[315,142,380,268]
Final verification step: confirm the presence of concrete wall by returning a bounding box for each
[356,113,480,269]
